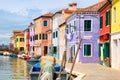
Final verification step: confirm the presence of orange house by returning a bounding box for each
[34,12,53,56]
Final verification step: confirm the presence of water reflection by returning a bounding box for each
[0,56,31,80]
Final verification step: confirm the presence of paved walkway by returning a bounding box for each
[64,62,120,80]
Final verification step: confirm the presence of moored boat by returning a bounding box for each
[3,51,10,56]
[29,62,67,80]
[9,53,18,58]
[27,58,39,66]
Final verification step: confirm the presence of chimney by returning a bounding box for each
[68,2,77,11]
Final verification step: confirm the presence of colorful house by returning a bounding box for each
[15,31,25,52]
[52,11,62,58]
[98,0,110,66]
[10,30,23,51]
[66,1,106,63]
[24,28,30,55]
[28,22,35,56]
[52,3,79,59]
[111,0,120,69]
[59,3,80,60]
[34,12,53,56]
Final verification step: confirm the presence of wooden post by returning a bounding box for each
[68,39,82,80]
[56,51,66,80]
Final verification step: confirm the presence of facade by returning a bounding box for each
[15,32,25,52]
[10,36,15,51]
[98,1,110,66]
[111,0,120,69]
[66,1,106,63]
[29,22,35,56]
[59,3,79,60]
[24,28,30,55]
[34,13,53,56]
[52,11,62,58]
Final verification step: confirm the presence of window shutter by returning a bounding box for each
[100,16,103,29]
[84,20,91,31]
[44,20,47,26]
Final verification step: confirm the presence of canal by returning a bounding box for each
[0,56,31,80]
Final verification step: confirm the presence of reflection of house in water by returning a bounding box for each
[9,58,29,79]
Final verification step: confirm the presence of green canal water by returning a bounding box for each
[0,56,32,80]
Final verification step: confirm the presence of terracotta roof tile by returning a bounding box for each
[76,1,107,12]
[34,12,53,21]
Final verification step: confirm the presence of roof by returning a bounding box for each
[76,0,107,12]
[16,32,24,36]
[98,1,110,12]
[34,12,53,21]
[59,22,66,27]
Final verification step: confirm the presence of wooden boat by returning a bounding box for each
[29,63,67,80]
[27,58,39,66]
[9,53,18,58]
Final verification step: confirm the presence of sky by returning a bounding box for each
[0,0,99,45]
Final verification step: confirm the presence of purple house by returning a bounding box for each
[66,1,106,63]
[28,22,35,56]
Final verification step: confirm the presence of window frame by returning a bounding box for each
[43,20,48,27]
[20,38,24,42]
[100,16,103,29]
[83,43,92,57]
[83,19,92,32]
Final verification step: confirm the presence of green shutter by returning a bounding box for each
[84,44,91,56]
[100,16,103,29]
[106,11,110,26]
[84,20,91,31]
[104,43,109,58]
[44,20,47,26]
[15,38,18,42]
[99,44,103,57]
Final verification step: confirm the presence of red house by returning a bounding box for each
[98,0,111,66]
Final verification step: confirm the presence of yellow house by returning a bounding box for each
[15,32,25,52]
[111,0,120,69]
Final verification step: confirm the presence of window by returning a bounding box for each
[84,44,92,57]
[69,23,71,33]
[20,38,24,42]
[45,34,48,40]
[16,38,18,42]
[56,31,58,38]
[74,21,76,31]
[66,25,69,34]
[42,34,45,40]
[114,7,116,23]
[30,36,32,41]
[20,47,24,51]
[53,46,57,54]
[100,16,103,29]
[35,34,38,40]
[106,10,110,26]
[33,36,35,41]
[53,32,55,38]
[44,20,47,26]
[39,34,41,40]
[84,20,91,31]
